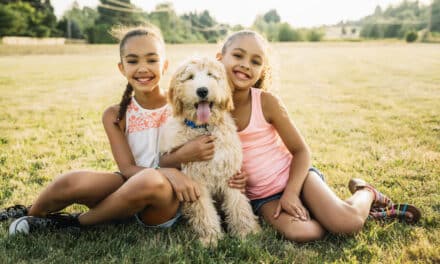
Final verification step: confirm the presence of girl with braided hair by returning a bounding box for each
[5,25,247,235]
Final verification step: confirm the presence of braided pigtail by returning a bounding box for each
[114,83,134,124]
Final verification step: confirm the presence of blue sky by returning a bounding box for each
[51,0,432,27]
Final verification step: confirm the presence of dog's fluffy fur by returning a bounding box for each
[160,57,260,246]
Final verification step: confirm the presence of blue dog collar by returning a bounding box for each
[184,119,209,130]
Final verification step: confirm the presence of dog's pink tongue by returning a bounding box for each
[196,102,211,124]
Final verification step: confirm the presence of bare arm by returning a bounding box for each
[102,105,145,178]
[159,135,216,168]
[262,92,311,220]
[262,92,311,195]
[103,105,206,202]
[159,134,248,192]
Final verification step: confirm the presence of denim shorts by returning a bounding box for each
[135,205,182,228]
[250,167,326,215]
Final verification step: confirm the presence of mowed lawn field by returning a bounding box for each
[0,42,439,263]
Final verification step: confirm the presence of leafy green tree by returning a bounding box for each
[252,14,268,35]
[179,13,206,42]
[252,9,282,41]
[405,31,418,42]
[372,24,383,38]
[23,0,58,36]
[231,24,244,31]
[265,21,280,41]
[0,0,58,37]
[149,2,188,43]
[374,5,383,16]
[39,0,57,36]
[198,10,219,42]
[59,1,98,39]
[278,22,302,41]
[96,0,143,25]
[432,0,440,32]
[263,9,280,23]
[181,9,226,43]
[87,0,143,43]
[0,3,30,36]
[252,11,320,42]
[87,24,115,43]
[307,29,324,41]
[56,18,82,39]
[383,23,402,38]
[359,1,430,39]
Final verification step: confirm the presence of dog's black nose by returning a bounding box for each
[196,87,208,98]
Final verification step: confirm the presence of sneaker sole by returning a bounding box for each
[9,216,31,236]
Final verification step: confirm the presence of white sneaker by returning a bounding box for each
[9,213,81,236]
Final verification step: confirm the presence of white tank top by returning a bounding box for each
[125,97,171,168]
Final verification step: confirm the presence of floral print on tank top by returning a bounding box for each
[126,101,171,133]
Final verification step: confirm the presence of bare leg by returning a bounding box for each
[29,170,124,217]
[259,200,326,242]
[302,171,374,234]
[78,168,179,226]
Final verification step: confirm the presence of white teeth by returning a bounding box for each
[137,78,153,82]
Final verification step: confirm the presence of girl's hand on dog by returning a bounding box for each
[160,168,201,202]
[176,135,216,163]
[228,171,248,193]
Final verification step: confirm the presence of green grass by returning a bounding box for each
[0,42,439,263]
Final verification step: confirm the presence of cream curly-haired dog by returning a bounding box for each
[160,57,260,246]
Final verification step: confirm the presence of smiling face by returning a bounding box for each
[118,35,168,94]
[168,58,233,125]
[219,35,266,91]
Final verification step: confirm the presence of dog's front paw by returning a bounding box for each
[248,223,262,235]
[235,221,261,238]
[199,231,223,248]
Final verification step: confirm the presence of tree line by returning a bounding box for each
[1,0,439,43]
[348,0,440,41]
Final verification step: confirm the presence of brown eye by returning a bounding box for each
[185,74,194,81]
[207,72,218,80]
[252,60,262,66]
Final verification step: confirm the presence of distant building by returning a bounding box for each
[324,26,361,40]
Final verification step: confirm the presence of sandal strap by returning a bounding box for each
[394,204,408,217]
[358,185,393,209]
[369,203,420,224]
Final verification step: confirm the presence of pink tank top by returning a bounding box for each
[238,88,292,200]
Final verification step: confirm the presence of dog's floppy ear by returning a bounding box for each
[222,85,234,112]
[219,66,234,112]
[168,71,184,116]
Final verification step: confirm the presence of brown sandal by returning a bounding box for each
[369,204,421,224]
[348,178,393,209]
